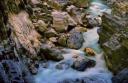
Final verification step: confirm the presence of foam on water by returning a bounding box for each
[35,1,112,83]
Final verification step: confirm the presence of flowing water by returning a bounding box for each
[35,0,112,83]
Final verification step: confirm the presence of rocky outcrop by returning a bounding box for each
[9,11,41,58]
[99,13,128,74]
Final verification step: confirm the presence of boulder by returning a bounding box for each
[52,11,68,32]
[86,15,101,27]
[71,56,96,71]
[57,29,84,49]
[59,77,106,83]
[84,48,95,56]
[40,44,64,61]
[52,10,77,32]
[67,30,84,49]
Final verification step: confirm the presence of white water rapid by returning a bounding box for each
[35,0,112,83]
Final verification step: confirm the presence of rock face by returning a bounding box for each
[9,11,41,57]
[98,13,128,74]
[99,0,128,75]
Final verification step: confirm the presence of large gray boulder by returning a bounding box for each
[67,29,84,49]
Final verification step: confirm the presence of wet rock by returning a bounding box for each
[86,15,102,27]
[112,68,128,83]
[84,48,96,56]
[56,61,70,70]
[71,56,96,71]
[59,78,84,83]
[59,77,106,83]
[40,44,64,61]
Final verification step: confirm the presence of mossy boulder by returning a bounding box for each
[99,13,128,74]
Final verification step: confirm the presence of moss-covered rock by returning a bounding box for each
[99,13,128,74]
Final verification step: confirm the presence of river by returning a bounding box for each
[35,0,112,83]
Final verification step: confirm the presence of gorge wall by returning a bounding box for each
[99,0,128,74]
